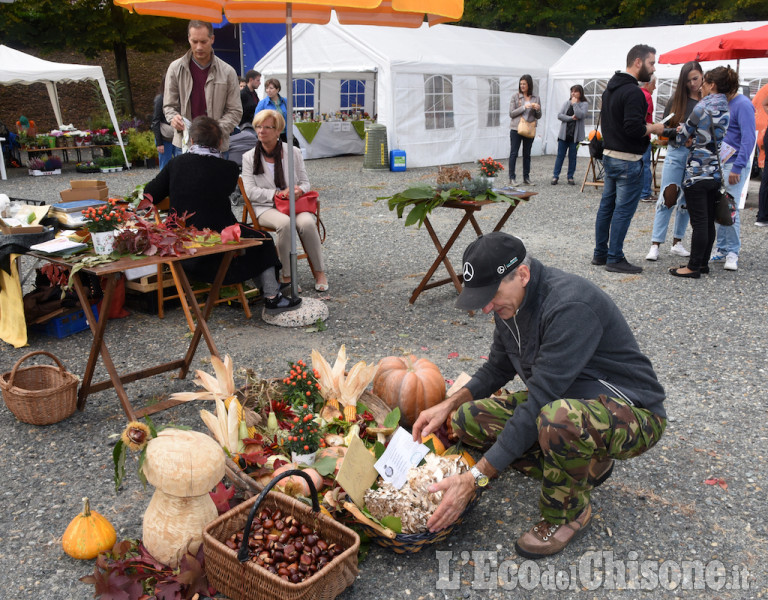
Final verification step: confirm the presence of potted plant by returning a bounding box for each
[478,157,505,183]
[286,403,322,465]
[125,129,159,168]
[27,155,62,176]
[82,199,128,255]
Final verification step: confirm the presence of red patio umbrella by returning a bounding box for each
[659,24,768,72]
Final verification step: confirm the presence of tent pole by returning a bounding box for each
[285,5,299,300]
[239,23,244,76]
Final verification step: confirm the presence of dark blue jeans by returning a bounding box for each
[758,128,768,223]
[553,139,579,180]
[509,130,533,180]
[593,155,643,264]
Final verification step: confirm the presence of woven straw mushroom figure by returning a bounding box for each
[142,430,225,567]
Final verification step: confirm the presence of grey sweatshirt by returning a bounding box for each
[465,259,666,472]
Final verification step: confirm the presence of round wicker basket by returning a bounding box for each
[0,351,79,425]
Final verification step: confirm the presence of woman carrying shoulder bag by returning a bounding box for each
[509,74,542,186]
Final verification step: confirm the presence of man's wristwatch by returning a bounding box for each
[470,466,489,488]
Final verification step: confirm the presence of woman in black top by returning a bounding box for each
[143,116,301,315]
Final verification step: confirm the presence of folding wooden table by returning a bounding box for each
[409,193,535,306]
[31,239,262,421]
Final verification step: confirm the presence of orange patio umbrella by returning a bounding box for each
[116,0,463,298]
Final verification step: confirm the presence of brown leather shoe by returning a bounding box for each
[514,504,592,559]
[588,457,614,488]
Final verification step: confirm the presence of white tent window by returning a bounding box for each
[479,77,501,128]
[747,78,768,96]
[340,79,365,113]
[424,75,454,130]
[292,78,315,111]
[582,78,607,131]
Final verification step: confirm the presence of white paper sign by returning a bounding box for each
[374,427,429,490]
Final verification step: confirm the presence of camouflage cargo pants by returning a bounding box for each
[453,391,666,524]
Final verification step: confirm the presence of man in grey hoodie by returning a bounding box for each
[414,233,666,559]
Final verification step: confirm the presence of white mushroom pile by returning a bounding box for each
[364,454,468,534]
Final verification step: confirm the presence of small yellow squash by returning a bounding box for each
[62,497,117,560]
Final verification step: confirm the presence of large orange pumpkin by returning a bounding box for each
[372,355,446,427]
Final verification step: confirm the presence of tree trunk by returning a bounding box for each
[110,1,134,116]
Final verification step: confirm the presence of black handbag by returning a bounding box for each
[588,114,603,160]
[709,121,736,227]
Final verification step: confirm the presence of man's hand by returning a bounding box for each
[170,114,185,132]
[412,400,454,442]
[729,171,740,185]
[647,122,664,136]
[157,145,164,155]
[427,471,476,532]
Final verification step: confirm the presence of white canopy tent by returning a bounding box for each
[544,21,768,155]
[0,45,128,165]
[255,18,569,167]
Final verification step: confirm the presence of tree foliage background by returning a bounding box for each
[459,0,768,42]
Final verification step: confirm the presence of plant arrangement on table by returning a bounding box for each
[478,156,505,178]
[377,165,523,228]
[82,199,129,233]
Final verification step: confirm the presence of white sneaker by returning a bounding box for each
[645,245,659,261]
[670,242,691,257]
[724,252,738,271]
[710,250,727,262]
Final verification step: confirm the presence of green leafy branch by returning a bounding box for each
[376,185,519,229]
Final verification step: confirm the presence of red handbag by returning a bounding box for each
[274,190,318,215]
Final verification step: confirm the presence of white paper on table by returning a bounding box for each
[341,122,351,132]
[331,122,342,133]
[30,237,86,254]
[374,427,429,490]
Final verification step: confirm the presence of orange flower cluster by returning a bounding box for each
[82,199,128,233]
[478,157,505,178]
[286,403,323,453]
[282,360,324,410]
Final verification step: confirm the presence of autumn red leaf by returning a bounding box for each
[704,478,728,490]
[447,352,459,359]
[220,223,241,243]
[209,481,235,514]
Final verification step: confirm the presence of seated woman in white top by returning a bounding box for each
[241,110,328,292]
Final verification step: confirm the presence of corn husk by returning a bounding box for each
[169,355,236,402]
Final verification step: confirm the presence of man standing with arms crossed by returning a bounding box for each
[164,21,242,155]
[593,45,664,274]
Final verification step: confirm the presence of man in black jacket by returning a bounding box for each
[240,70,261,126]
[413,233,666,558]
[593,44,665,274]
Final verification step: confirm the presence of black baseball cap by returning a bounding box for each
[455,233,526,310]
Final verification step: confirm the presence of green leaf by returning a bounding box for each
[423,438,436,454]
[383,408,401,429]
[311,455,338,477]
[404,203,428,228]
[137,448,148,488]
[145,415,158,438]
[112,440,126,493]
[373,441,386,460]
[380,516,402,534]
[399,186,436,199]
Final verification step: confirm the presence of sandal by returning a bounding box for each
[314,282,329,292]
[551,177,558,185]
[567,178,575,185]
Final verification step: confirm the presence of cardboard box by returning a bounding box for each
[0,216,45,234]
[59,188,109,202]
[71,180,107,190]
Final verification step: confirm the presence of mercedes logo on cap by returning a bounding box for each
[462,262,474,281]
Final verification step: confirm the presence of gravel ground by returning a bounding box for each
[1,155,766,599]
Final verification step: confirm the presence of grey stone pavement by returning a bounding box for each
[0,153,766,599]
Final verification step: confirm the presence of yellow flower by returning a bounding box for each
[121,421,151,451]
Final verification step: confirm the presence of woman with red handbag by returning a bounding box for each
[241,110,328,292]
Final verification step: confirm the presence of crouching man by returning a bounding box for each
[412,232,666,559]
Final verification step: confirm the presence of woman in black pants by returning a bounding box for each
[508,74,541,186]
[669,66,738,279]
